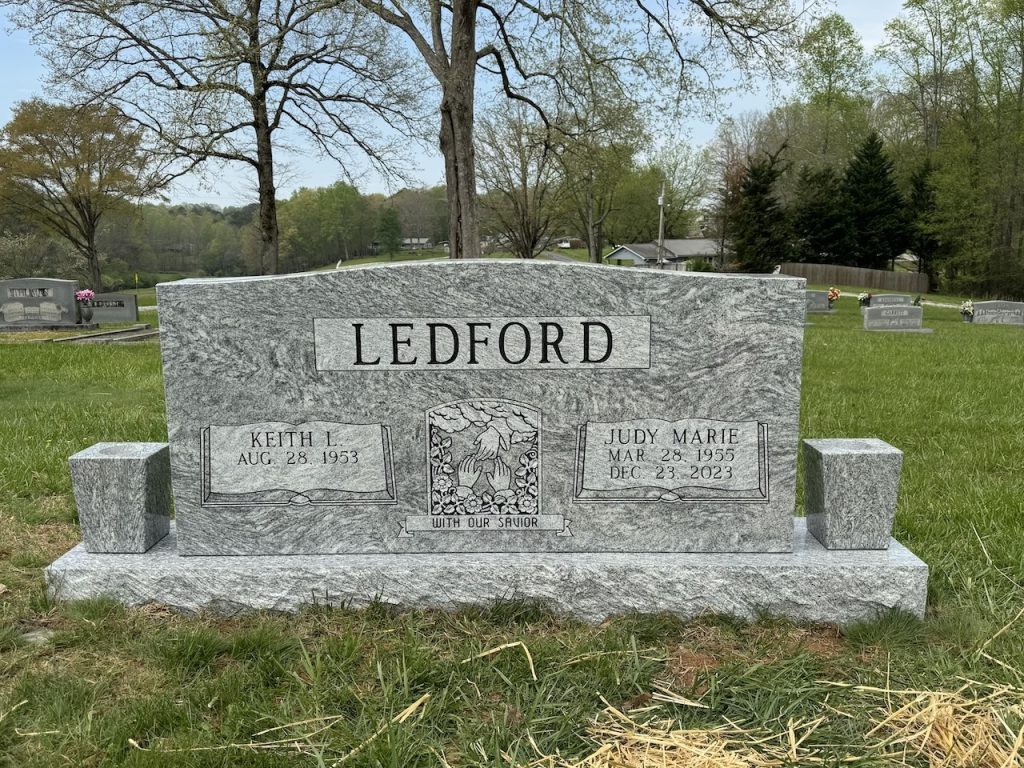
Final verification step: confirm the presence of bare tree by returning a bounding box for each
[351,0,812,260]
[5,0,423,273]
[477,105,560,259]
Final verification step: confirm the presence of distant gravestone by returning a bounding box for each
[89,293,139,324]
[863,305,932,333]
[0,278,78,329]
[805,290,833,314]
[972,300,1024,326]
[861,294,912,315]
[157,263,804,556]
[871,294,912,306]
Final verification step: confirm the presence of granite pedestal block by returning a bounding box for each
[804,438,903,550]
[69,443,171,553]
[44,518,928,625]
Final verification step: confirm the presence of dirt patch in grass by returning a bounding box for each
[665,622,856,691]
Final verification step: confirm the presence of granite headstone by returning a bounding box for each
[972,300,1024,326]
[88,293,139,324]
[863,306,931,333]
[870,294,912,306]
[157,262,805,556]
[860,294,912,315]
[805,290,832,314]
[0,278,78,327]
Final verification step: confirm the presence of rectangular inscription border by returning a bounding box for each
[312,315,653,372]
[200,423,397,507]
[571,420,770,504]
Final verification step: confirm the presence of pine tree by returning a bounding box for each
[842,132,909,269]
[791,165,852,264]
[730,152,790,272]
[906,159,944,287]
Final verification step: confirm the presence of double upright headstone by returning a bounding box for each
[971,301,1024,325]
[0,278,79,329]
[159,262,803,555]
[48,262,928,623]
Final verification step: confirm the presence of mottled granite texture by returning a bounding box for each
[804,439,903,550]
[157,262,806,555]
[45,519,927,624]
[805,291,833,313]
[69,443,171,553]
[972,300,1024,325]
[863,306,932,333]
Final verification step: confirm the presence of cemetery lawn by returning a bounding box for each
[1,296,1023,766]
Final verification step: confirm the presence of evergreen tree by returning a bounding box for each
[791,165,852,264]
[906,159,944,287]
[842,132,909,269]
[376,207,402,257]
[730,152,790,272]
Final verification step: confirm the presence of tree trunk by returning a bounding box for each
[86,242,102,290]
[254,118,279,274]
[249,29,279,276]
[439,0,480,260]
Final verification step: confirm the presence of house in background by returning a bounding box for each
[604,237,719,269]
[402,238,433,250]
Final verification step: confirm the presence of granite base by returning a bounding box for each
[45,519,928,625]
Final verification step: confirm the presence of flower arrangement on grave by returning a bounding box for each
[913,295,922,306]
[960,299,974,321]
[74,289,95,323]
[858,291,872,307]
[827,287,840,308]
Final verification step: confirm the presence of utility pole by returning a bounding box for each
[656,181,666,269]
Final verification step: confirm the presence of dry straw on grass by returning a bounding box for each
[828,680,1024,767]
[525,695,830,768]
[524,680,1024,768]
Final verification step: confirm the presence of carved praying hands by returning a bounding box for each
[486,457,511,492]
[457,456,481,488]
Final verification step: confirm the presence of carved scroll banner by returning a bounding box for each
[201,420,395,506]
[574,418,768,503]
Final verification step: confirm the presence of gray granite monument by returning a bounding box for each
[863,305,932,333]
[0,278,81,330]
[46,262,928,623]
[158,262,800,556]
[88,293,139,324]
[971,300,1024,326]
[805,290,833,314]
[870,294,912,306]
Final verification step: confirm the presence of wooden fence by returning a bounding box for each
[778,263,930,294]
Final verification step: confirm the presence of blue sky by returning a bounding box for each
[0,1,899,206]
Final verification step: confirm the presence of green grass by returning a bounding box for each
[1,279,1023,765]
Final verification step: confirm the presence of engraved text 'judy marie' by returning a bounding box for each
[313,316,651,371]
[574,418,769,503]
